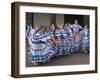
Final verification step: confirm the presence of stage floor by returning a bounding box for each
[26,52,89,67]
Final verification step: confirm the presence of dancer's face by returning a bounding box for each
[75,20,78,24]
[64,24,68,28]
[50,24,55,31]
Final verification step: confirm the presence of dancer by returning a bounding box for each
[26,26,54,65]
[71,19,83,53]
[80,25,89,53]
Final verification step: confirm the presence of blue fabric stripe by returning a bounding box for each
[28,53,51,62]
[31,40,47,44]
[33,33,52,40]
[31,47,47,51]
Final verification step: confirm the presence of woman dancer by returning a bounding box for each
[80,25,89,53]
[63,23,73,55]
[26,26,54,66]
[71,19,83,53]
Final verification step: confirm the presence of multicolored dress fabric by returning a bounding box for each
[26,27,54,63]
[65,27,73,41]
[71,24,82,32]
[60,29,70,55]
[71,33,82,52]
[26,24,90,64]
[65,27,73,54]
[80,28,89,53]
[46,31,57,56]
[71,24,83,53]
[54,28,72,56]
[55,29,63,56]
[26,26,36,45]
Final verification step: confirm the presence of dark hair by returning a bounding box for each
[79,29,83,31]
[63,23,70,28]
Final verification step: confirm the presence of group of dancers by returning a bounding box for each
[26,19,89,65]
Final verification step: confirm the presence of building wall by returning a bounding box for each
[34,13,64,26]
[34,13,51,26]
[56,14,64,25]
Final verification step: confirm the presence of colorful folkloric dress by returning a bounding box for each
[71,33,82,52]
[80,28,89,53]
[55,29,62,56]
[65,27,73,55]
[46,31,56,56]
[26,26,36,45]
[26,28,54,64]
[71,24,83,53]
[60,29,69,55]
[44,31,55,57]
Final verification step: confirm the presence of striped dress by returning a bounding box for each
[60,29,70,55]
[26,26,36,45]
[71,24,82,53]
[65,28,73,55]
[46,31,56,56]
[55,28,71,56]
[71,33,82,52]
[80,28,89,53]
[55,29,62,56]
[65,27,73,41]
[71,24,82,32]
[26,28,54,64]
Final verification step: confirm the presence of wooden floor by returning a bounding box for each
[26,52,89,67]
